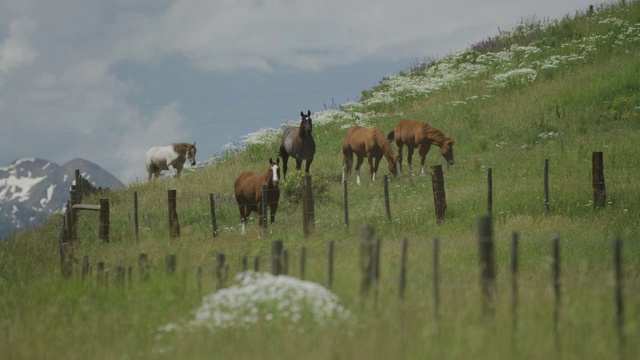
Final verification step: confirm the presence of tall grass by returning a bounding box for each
[2,1,640,359]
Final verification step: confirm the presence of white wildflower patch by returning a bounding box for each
[538,131,564,139]
[496,141,506,148]
[487,68,537,88]
[158,272,353,335]
[241,127,280,146]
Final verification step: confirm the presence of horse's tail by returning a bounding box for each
[387,129,395,142]
[342,151,353,177]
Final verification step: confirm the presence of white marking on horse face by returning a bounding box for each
[271,164,280,185]
[188,147,197,166]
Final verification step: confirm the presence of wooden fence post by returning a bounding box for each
[82,255,89,283]
[138,253,149,281]
[99,199,110,242]
[166,254,176,275]
[544,159,550,213]
[215,253,226,291]
[97,261,105,286]
[134,191,139,242]
[552,232,561,349]
[511,232,519,332]
[399,238,408,300]
[433,237,441,334]
[430,165,447,224]
[359,225,375,305]
[254,256,260,272]
[302,174,315,236]
[592,152,606,208]
[261,185,268,231]
[487,168,493,217]
[614,238,625,355]
[209,193,218,239]
[283,249,289,275]
[328,241,334,290]
[478,215,496,316]
[168,190,180,239]
[271,240,283,276]
[384,175,392,222]
[343,180,349,228]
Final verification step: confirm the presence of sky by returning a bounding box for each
[0,0,603,184]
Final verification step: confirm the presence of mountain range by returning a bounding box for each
[0,158,124,239]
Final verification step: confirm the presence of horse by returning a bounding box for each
[144,142,197,180]
[342,126,401,185]
[279,110,316,178]
[387,119,454,176]
[233,158,281,235]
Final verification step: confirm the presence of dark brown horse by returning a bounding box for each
[342,126,401,185]
[233,158,281,235]
[387,119,454,175]
[279,110,316,178]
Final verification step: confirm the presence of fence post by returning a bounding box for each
[97,261,105,286]
[433,237,441,334]
[478,215,496,317]
[166,254,176,275]
[343,180,349,228]
[209,193,218,239]
[487,168,493,217]
[302,174,315,236]
[359,225,375,306]
[271,240,283,276]
[300,246,306,280]
[614,238,625,355]
[544,159,550,213]
[552,232,561,350]
[592,152,606,208]
[261,185,268,231]
[134,191,139,242]
[384,175,392,222]
[511,232,519,332]
[138,253,149,281]
[254,256,260,272]
[399,238,408,301]
[167,190,180,239]
[430,165,447,224]
[82,255,90,283]
[99,199,110,242]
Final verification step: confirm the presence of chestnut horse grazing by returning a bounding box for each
[342,126,401,185]
[234,158,281,235]
[279,110,316,178]
[145,142,197,180]
[387,119,454,175]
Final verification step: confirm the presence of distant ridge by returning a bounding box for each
[0,158,124,238]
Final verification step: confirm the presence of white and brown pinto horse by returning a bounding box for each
[145,142,197,180]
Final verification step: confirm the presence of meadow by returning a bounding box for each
[1,2,639,359]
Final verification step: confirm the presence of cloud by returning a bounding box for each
[0,17,37,73]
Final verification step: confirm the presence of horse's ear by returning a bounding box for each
[193,141,196,147]
[269,157,273,164]
[300,111,304,117]
[307,110,311,117]
[276,157,280,164]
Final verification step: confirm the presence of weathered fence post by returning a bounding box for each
[59,227,72,278]
[433,237,441,334]
[209,193,218,239]
[384,175,392,222]
[283,249,289,275]
[97,261,105,286]
[487,168,493,217]
[328,241,334,290]
[430,165,447,224]
[592,152,606,208]
[343,180,350,228]
[99,198,110,242]
[511,232,519,332]
[399,238,408,301]
[253,256,260,272]
[359,225,375,305]
[478,215,496,316]
[614,238,625,355]
[168,190,180,239]
[82,255,90,283]
[300,246,306,280]
[271,240,283,276]
[261,185,268,231]
[134,191,139,242]
[552,232,561,349]
[544,159,550,213]
[215,253,226,291]
[373,238,381,306]
[301,174,315,236]
[138,253,149,282]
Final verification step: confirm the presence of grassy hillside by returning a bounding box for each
[2,2,639,359]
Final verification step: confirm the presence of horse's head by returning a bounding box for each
[187,142,197,166]
[269,157,280,186]
[300,110,313,136]
[441,139,454,165]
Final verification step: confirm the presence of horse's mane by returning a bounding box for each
[373,128,396,160]
[172,143,190,157]
[422,123,452,146]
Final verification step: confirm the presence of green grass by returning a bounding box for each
[2,2,640,359]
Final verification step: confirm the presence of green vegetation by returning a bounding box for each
[2,2,639,359]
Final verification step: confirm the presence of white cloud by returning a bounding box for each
[0,17,37,73]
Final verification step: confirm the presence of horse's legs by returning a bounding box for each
[281,153,289,178]
[355,155,365,186]
[368,154,377,185]
[397,142,405,174]
[407,146,415,175]
[238,205,247,235]
[304,158,313,174]
[295,158,303,171]
[419,144,432,176]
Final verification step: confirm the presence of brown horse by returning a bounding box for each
[342,126,401,185]
[233,158,281,235]
[279,110,316,178]
[387,119,454,175]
